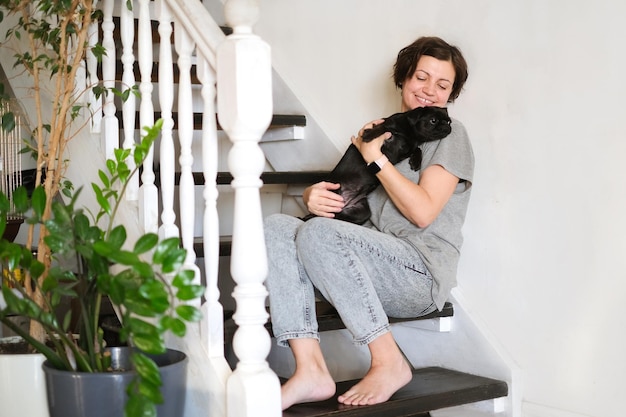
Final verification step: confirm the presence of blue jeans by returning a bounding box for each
[264,214,435,347]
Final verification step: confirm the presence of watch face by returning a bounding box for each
[367,162,381,175]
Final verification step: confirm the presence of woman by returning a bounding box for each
[264,36,473,410]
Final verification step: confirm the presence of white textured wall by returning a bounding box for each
[255,1,626,416]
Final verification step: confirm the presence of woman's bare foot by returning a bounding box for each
[281,367,336,410]
[282,338,336,410]
[337,333,413,406]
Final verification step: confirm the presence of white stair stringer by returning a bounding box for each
[165,320,231,417]
[391,288,522,417]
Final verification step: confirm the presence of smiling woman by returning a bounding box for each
[264,36,474,411]
[394,36,468,111]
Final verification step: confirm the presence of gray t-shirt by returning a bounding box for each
[366,119,474,310]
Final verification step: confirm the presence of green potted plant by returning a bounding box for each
[0,1,204,416]
[0,120,205,417]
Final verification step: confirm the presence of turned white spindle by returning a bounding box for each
[120,0,137,200]
[196,52,223,354]
[87,10,101,134]
[218,1,281,415]
[174,24,201,293]
[100,0,118,156]
[156,0,179,240]
[138,0,158,232]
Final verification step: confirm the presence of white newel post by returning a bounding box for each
[217,1,281,416]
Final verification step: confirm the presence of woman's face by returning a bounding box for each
[401,55,456,111]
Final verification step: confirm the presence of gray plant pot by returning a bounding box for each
[42,347,188,417]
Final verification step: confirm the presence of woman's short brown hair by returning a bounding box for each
[393,36,468,102]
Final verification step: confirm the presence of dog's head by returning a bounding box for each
[380,106,452,164]
[405,106,452,140]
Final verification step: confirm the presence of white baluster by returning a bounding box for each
[196,52,223,354]
[174,24,201,296]
[120,0,138,200]
[197,51,233,417]
[87,6,101,134]
[100,0,118,156]
[138,0,158,232]
[218,1,281,415]
[156,0,179,240]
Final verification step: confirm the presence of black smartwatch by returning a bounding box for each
[366,155,388,175]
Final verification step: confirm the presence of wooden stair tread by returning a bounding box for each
[282,367,507,417]
[116,111,306,131]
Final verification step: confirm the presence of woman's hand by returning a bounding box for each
[303,181,345,217]
[351,121,459,228]
[351,119,391,163]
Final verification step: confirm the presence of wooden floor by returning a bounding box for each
[282,367,508,417]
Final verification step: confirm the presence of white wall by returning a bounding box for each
[255,1,626,416]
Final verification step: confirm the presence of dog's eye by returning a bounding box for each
[429,118,437,125]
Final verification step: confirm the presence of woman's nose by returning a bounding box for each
[423,82,435,96]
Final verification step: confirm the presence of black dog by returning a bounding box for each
[304,106,452,225]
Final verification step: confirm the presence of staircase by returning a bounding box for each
[4,0,511,415]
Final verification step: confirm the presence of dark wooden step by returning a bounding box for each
[116,111,306,132]
[282,367,507,417]
[160,170,328,198]
[185,171,330,257]
[214,170,328,186]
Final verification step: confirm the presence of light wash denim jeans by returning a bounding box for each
[264,213,435,347]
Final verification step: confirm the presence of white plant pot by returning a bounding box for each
[0,336,50,417]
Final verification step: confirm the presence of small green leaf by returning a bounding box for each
[138,281,169,313]
[176,285,205,301]
[160,248,186,273]
[171,269,194,288]
[152,237,180,264]
[31,186,46,218]
[11,186,28,213]
[0,191,9,212]
[134,233,158,254]
[98,169,110,188]
[131,352,162,387]
[91,183,110,215]
[108,225,127,250]
[161,316,186,337]
[1,111,15,132]
[176,305,202,322]
[131,332,164,355]
[50,200,72,227]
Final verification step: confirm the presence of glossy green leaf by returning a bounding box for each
[131,332,164,355]
[133,233,158,254]
[161,316,186,337]
[160,248,186,274]
[1,111,15,132]
[176,305,202,322]
[0,191,9,213]
[176,285,205,301]
[152,237,180,264]
[138,281,169,314]
[31,186,46,218]
[171,270,194,288]
[91,183,110,215]
[131,352,162,388]
[108,225,127,250]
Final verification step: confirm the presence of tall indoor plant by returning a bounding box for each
[0,121,205,417]
[0,1,203,416]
